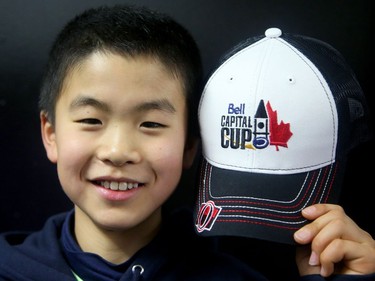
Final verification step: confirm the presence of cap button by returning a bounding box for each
[265,27,282,38]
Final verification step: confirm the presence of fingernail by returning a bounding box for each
[295,229,309,241]
[303,205,316,215]
[320,267,328,277]
[309,251,319,266]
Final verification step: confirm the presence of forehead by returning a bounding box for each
[58,52,186,111]
[63,50,186,91]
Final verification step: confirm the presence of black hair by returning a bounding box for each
[38,4,203,138]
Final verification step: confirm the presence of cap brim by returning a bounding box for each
[194,157,345,244]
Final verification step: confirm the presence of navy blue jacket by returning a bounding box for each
[0,208,374,281]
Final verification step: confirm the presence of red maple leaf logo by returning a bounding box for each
[266,101,293,151]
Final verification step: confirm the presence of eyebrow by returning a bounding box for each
[69,96,110,113]
[69,95,176,114]
[135,99,176,114]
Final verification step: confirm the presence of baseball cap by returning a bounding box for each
[194,27,372,244]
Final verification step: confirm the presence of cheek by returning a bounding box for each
[55,136,91,202]
[55,134,91,179]
[57,137,89,163]
[151,140,186,188]
[151,159,183,208]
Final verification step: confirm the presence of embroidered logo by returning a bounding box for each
[220,99,293,151]
[195,200,222,233]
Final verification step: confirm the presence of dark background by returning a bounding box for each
[0,0,373,279]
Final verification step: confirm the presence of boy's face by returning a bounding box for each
[41,52,196,232]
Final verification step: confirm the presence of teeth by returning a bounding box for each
[110,182,118,190]
[119,182,127,190]
[101,181,139,191]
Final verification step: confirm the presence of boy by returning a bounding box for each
[0,4,374,281]
[0,4,262,280]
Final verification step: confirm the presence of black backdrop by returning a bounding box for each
[0,0,373,279]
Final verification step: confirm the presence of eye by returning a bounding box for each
[141,121,166,128]
[76,118,102,125]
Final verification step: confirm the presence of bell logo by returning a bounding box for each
[220,99,293,151]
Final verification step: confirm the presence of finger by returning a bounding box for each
[294,221,345,272]
[318,239,344,277]
[294,204,343,244]
[301,204,343,221]
[296,204,369,245]
[320,238,375,276]
[293,208,341,245]
[310,217,348,253]
[295,246,321,275]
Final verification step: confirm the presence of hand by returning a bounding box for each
[293,204,375,277]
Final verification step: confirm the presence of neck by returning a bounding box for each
[73,207,162,264]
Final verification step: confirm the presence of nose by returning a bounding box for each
[96,125,141,166]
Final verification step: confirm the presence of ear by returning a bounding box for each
[40,111,58,163]
[182,137,199,169]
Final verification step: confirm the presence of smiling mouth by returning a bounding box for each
[97,181,141,191]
